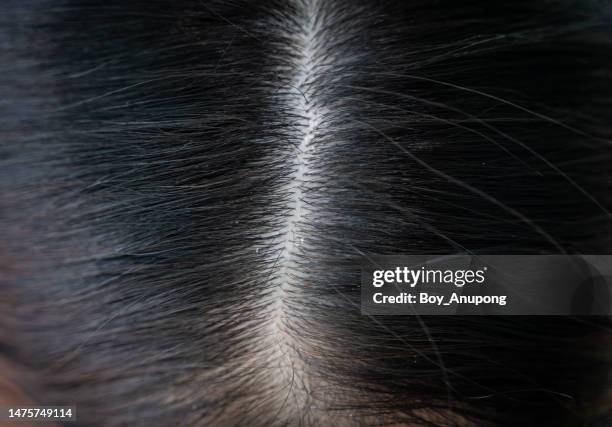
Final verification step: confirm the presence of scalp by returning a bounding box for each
[1,1,612,426]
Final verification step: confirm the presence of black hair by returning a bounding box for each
[2,1,612,426]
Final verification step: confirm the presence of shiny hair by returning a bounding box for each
[2,1,612,426]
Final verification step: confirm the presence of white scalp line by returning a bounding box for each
[269,0,322,394]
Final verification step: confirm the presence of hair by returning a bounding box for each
[2,0,612,426]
